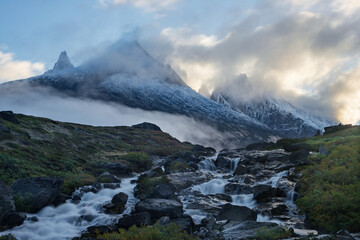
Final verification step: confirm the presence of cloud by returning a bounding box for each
[152,0,360,124]
[0,51,45,84]
[0,83,227,150]
[98,0,179,12]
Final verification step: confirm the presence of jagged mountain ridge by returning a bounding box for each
[0,40,330,147]
[211,88,335,138]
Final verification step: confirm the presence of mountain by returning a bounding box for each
[210,75,335,138]
[0,40,332,147]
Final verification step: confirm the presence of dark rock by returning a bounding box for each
[177,151,200,164]
[253,185,277,201]
[83,225,117,237]
[233,164,248,175]
[54,193,71,206]
[0,181,17,227]
[108,192,128,213]
[72,195,81,203]
[290,149,310,166]
[81,215,96,222]
[271,204,289,215]
[213,193,232,202]
[102,162,132,176]
[334,230,355,240]
[0,111,19,124]
[222,221,278,240]
[135,198,183,219]
[103,183,121,189]
[188,162,199,171]
[117,212,151,229]
[28,216,39,222]
[103,203,115,209]
[192,144,216,157]
[169,216,195,233]
[245,142,282,151]
[225,183,252,195]
[217,204,257,222]
[151,183,176,199]
[97,172,121,183]
[218,148,244,158]
[132,122,162,131]
[144,167,164,178]
[2,213,26,228]
[324,124,352,135]
[215,156,232,170]
[11,177,64,213]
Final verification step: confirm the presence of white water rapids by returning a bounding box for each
[1,176,138,240]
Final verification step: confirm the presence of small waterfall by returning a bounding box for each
[259,170,289,187]
[2,176,138,240]
[198,158,216,171]
[192,178,227,194]
[230,158,240,173]
[231,194,256,208]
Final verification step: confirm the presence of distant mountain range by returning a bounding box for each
[0,40,335,147]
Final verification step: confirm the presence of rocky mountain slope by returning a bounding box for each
[0,40,331,148]
[210,75,335,138]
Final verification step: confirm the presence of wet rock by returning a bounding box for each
[217,204,257,222]
[102,162,132,176]
[271,204,289,215]
[233,164,248,175]
[334,230,355,240]
[72,195,81,203]
[168,172,213,190]
[54,193,71,206]
[192,145,216,157]
[0,111,19,124]
[158,215,195,233]
[144,167,164,178]
[215,156,232,170]
[225,183,252,195]
[82,225,117,238]
[151,183,176,199]
[102,183,121,189]
[213,193,232,202]
[117,212,151,229]
[0,181,22,228]
[28,216,39,222]
[11,176,64,213]
[106,192,128,214]
[253,185,277,201]
[97,172,121,183]
[132,122,162,131]
[135,198,183,219]
[218,148,244,158]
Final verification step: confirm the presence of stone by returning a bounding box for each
[192,145,216,157]
[215,156,232,170]
[102,162,132,176]
[97,172,121,183]
[151,183,176,199]
[132,122,162,131]
[11,177,64,213]
[225,183,252,195]
[0,111,19,124]
[271,204,289,215]
[253,185,276,201]
[217,204,257,222]
[117,212,151,229]
[135,198,183,219]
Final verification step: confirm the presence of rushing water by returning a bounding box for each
[1,176,138,240]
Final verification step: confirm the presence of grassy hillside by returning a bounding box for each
[0,112,193,194]
[283,126,360,232]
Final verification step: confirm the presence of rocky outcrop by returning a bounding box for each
[253,185,277,201]
[0,181,25,229]
[135,198,183,219]
[217,204,257,222]
[157,215,195,233]
[104,192,128,214]
[101,162,132,176]
[11,177,64,213]
[132,122,162,131]
[0,111,19,124]
[151,183,177,199]
[97,172,121,183]
[117,212,151,229]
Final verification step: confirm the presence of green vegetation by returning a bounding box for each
[123,152,152,172]
[0,234,17,240]
[253,226,293,240]
[135,175,169,199]
[0,113,193,194]
[287,126,360,232]
[166,160,190,173]
[97,224,197,240]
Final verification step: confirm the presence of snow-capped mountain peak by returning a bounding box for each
[53,51,74,71]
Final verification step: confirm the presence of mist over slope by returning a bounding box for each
[0,40,334,148]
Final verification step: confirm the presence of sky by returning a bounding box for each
[0,0,360,124]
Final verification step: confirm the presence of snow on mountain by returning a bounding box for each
[210,76,335,138]
[0,40,332,147]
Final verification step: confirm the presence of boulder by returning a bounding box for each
[158,215,195,233]
[217,204,257,222]
[215,156,232,170]
[117,212,151,229]
[192,145,216,157]
[104,192,128,214]
[97,172,121,183]
[233,164,248,175]
[135,198,183,219]
[253,185,277,201]
[151,183,176,199]
[102,162,132,176]
[225,183,252,195]
[271,204,289,215]
[11,177,64,213]
[0,182,25,228]
[132,122,162,131]
[0,111,19,124]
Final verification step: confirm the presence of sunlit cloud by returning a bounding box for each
[98,0,180,12]
[0,51,45,84]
